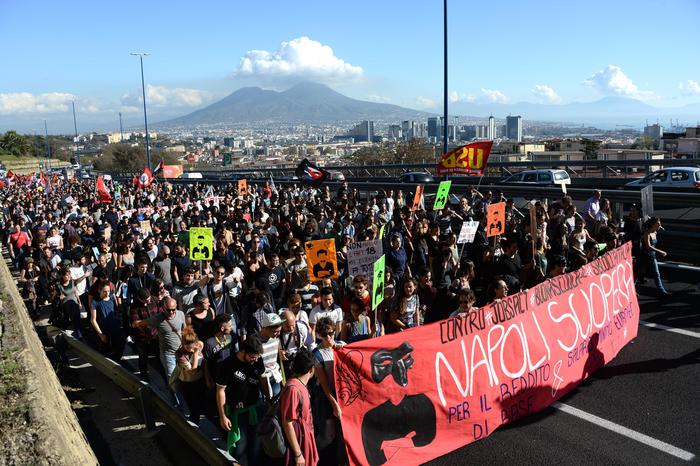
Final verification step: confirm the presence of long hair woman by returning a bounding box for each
[641,216,670,296]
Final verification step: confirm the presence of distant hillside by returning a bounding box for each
[158,82,430,126]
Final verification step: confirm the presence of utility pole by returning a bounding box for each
[119,112,124,143]
[44,120,51,170]
[443,0,449,156]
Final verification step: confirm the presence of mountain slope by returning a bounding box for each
[158,82,429,126]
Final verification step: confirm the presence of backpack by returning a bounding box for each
[258,384,304,458]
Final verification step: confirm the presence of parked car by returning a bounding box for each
[398,172,435,183]
[624,167,700,190]
[328,170,346,181]
[501,169,571,186]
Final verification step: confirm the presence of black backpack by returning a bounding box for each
[258,384,304,458]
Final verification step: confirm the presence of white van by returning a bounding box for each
[181,172,203,180]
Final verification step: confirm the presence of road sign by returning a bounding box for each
[189,227,213,260]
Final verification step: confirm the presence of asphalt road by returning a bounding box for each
[427,271,700,466]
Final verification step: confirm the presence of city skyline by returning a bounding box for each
[1,0,699,132]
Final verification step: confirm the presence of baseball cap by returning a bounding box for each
[262,312,283,328]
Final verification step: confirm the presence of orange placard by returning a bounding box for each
[411,185,424,211]
[305,238,339,281]
[437,141,493,176]
[238,179,248,196]
[486,202,505,237]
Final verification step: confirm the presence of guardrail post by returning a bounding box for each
[137,385,157,433]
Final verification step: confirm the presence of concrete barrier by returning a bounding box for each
[0,258,98,465]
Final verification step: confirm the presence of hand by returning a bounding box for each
[660,251,667,258]
[295,453,306,466]
[220,415,232,431]
[98,333,109,344]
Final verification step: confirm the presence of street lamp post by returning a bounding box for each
[72,101,81,177]
[130,52,151,171]
[443,0,449,156]
[44,120,51,170]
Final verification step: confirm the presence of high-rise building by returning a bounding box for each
[474,125,489,139]
[643,124,664,139]
[506,115,522,142]
[347,120,375,142]
[428,117,439,140]
[488,116,496,141]
[388,125,402,140]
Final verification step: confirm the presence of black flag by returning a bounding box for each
[295,158,329,187]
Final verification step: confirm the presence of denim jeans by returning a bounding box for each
[647,253,667,293]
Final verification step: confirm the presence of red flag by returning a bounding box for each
[96,175,112,203]
[135,167,153,189]
[436,141,493,176]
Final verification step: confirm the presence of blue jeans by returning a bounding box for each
[647,253,667,293]
[233,408,261,464]
[160,350,177,378]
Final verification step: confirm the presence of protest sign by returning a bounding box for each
[334,243,639,466]
[371,255,386,310]
[305,238,339,281]
[238,179,248,196]
[140,220,152,236]
[486,202,505,237]
[189,227,213,260]
[411,186,424,211]
[529,203,538,243]
[433,181,452,210]
[347,239,383,284]
[457,221,479,244]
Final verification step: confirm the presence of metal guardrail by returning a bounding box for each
[109,157,700,179]
[48,327,237,466]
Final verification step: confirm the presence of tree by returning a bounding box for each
[394,138,433,163]
[581,138,600,160]
[0,131,32,156]
[94,144,180,172]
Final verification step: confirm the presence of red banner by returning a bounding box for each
[334,243,639,466]
[436,141,493,176]
[162,164,184,179]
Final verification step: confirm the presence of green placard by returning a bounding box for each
[223,152,232,166]
[372,255,386,310]
[189,227,214,260]
[433,180,452,210]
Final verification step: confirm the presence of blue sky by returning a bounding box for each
[1,0,699,132]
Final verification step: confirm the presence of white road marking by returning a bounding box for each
[552,402,696,461]
[640,320,700,339]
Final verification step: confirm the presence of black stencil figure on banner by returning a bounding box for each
[488,219,502,237]
[435,192,447,208]
[191,234,210,260]
[336,350,365,406]
[374,270,384,305]
[312,249,335,279]
[362,394,437,466]
[371,342,414,386]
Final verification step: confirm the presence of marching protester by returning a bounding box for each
[0,168,655,465]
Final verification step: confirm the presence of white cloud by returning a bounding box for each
[121,84,211,108]
[584,65,657,100]
[233,37,363,84]
[679,80,700,96]
[0,92,75,114]
[481,88,508,103]
[532,84,561,103]
[449,91,476,103]
[415,96,437,108]
[366,94,390,103]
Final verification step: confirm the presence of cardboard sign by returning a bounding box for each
[140,220,152,236]
[334,243,639,466]
[411,185,424,211]
[433,181,452,210]
[641,185,653,217]
[305,238,339,281]
[378,223,386,241]
[486,202,506,237]
[371,255,386,310]
[347,239,383,285]
[457,221,479,244]
[238,179,248,196]
[189,227,213,260]
[529,203,539,243]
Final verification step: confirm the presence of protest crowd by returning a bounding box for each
[1,166,665,466]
